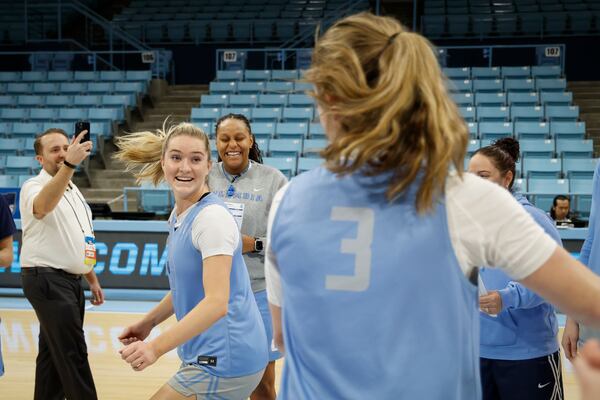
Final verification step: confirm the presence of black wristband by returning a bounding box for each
[63,160,77,169]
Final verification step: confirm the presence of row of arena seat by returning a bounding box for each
[466,156,598,179]
[447,78,567,92]
[1,121,114,141]
[451,92,572,106]
[192,120,323,138]
[444,66,562,79]
[466,121,585,139]
[0,95,137,108]
[458,105,579,122]
[0,70,152,82]
[425,0,600,14]
[0,82,145,95]
[468,138,593,157]
[0,108,125,124]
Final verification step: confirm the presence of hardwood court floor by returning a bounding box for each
[0,308,579,399]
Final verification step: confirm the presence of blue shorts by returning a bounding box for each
[254,290,282,362]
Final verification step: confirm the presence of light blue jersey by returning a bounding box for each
[270,168,480,399]
[167,193,268,378]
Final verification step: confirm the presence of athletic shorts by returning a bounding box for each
[168,364,265,400]
[254,289,283,362]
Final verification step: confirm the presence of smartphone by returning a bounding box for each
[75,121,91,144]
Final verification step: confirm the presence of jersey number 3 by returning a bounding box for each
[325,207,375,292]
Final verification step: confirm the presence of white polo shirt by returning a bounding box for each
[20,169,95,275]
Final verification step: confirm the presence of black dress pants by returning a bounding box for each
[22,267,97,400]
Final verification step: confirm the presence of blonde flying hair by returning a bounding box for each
[114,121,211,186]
[305,12,468,213]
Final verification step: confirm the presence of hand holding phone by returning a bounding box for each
[75,121,91,145]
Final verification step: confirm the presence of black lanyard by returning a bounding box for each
[62,183,94,236]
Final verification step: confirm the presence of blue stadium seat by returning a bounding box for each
[520,139,555,158]
[309,123,326,138]
[18,174,36,187]
[298,157,323,173]
[479,122,513,139]
[254,21,274,41]
[293,82,313,93]
[510,105,544,121]
[59,82,86,94]
[265,82,294,93]
[528,178,569,211]
[556,139,594,158]
[263,156,297,178]
[6,83,31,94]
[504,79,535,92]
[191,108,221,123]
[115,82,144,94]
[507,92,539,106]
[88,82,114,93]
[258,94,287,107]
[0,138,23,155]
[5,155,37,175]
[515,121,550,139]
[283,107,313,123]
[465,122,477,138]
[100,71,126,81]
[288,94,314,107]
[471,67,501,80]
[450,92,474,106]
[269,138,303,157]
[531,65,562,79]
[58,108,88,122]
[475,92,506,106]
[73,71,99,81]
[73,95,100,107]
[473,79,503,92]
[459,106,476,121]
[1,108,29,121]
[17,95,45,107]
[216,70,243,82]
[540,91,572,105]
[11,122,40,137]
[228,94,258,108]
[140,183,173,215]
[0,72,21,82]
[245,70,271,81]
[210,21,230,41]
[467,139,481,155]
[550,121,586,139]
[193,122,214,137]
[536,78,567,92]
[514,178,528,193]
[220,108,251,119]
[0,174,19,187]
[102,95,134,108]
[251,108,281,123]
[251,122,276,139]
[271,70,299,81]
[42,122,70,134]
[523,157,562,178]
[563,158,598,179]
[276,122,308,138]
[303,138,327,157]
[126,71,152,82]
[0,96,15,107]
[237,82,265,94]
[210,81,237,94]
[32,82,59,94]
[448,79,473,93]
[443,67,470,80]
[501,66,531,79]
[47,71,73,81]
[90,108,120,122]
[30,108,58,121]
[46,95,72,107]
[201,95,228,108]
[545,105,579,121]
[477,106,509,121]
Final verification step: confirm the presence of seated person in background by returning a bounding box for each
[549,195,586,228]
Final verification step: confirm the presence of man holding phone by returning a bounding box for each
[20,127,103,400]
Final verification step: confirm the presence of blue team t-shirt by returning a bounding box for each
[0,194,16,240]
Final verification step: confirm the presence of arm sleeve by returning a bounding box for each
[447,174,557,280]
[20,180,42,216]
[191,204,240,259]
[580,163,600,266]
[265,183,290,307]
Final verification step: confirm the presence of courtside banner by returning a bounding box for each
[0,220,170,289]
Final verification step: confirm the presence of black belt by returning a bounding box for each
[21,267,81,280]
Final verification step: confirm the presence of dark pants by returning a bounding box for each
[481,351,564,400]
[21,267,97,400]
